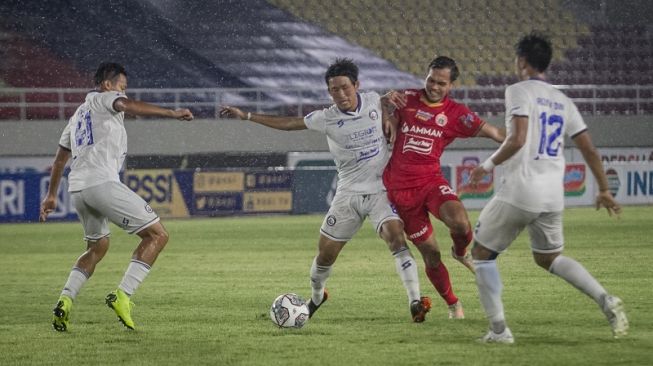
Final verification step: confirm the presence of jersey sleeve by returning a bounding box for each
[566,101,588,137]
[95,91,128,113]
[452,104,484,138]
[58,121,72,151]
[505,84,530,117]
[303,108,328,133]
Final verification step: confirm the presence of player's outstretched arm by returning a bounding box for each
[476,122,506,143]
[114,98,194,121]
[470,116,527,186]
[573,131,622,217]
[219,106,306,131]
[40,146,71,222]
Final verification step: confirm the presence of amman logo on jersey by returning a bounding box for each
[435,112,448,127]
[400,123,443,138]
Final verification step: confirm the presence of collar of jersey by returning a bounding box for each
[338,93,362,115]
[419,90,446,108]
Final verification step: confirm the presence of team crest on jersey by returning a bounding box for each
[369,109,378,120]
[435,112,448,127]
[415,110,434,122]
[458,113,474,128]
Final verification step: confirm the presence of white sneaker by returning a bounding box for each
[478,328,514,344]
[451,247,475,273]
[447,301,465,319]
[601,295,629,338]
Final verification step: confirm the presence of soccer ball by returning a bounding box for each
[270,293,309,329]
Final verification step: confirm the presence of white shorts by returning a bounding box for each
[474,198,564,254]
[71,181,160,241]
[320,191,401,242]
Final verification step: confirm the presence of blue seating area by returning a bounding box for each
[0,0,420,94]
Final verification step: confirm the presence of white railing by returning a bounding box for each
[1,85,652,120]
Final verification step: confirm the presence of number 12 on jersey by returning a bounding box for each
[537,112,563,158]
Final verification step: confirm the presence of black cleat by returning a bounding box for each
[306,289,329,318]
[410,296,432,323]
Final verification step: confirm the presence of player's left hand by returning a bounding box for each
[596,190,622,218]
[39,196,56,222]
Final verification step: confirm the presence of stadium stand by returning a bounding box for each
[0,0,651,119]
[267,0,586,86]
[0,0,420,90]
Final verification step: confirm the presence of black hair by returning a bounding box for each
[324,58,358,85]
[93,62,127,86]
[428,56,460,82]
[515,32,553,72]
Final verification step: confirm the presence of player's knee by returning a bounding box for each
[448,218,470,234]
[471,241,497,260]
[533,252,557,269]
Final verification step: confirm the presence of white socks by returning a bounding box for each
[549,255,607,303]
[118,260,151,296]
[310,257,332,304]
[474,259,506,333]
[393,247,421,304]
[61,267,89,300]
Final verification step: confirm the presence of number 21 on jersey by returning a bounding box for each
[75,110,95,147]
[537,112,563,158]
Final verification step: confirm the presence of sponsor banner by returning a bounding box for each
[194,172,244,192]
[194,192,243,215]
[244,191,293,212]
[605,163,653,205]
[456,165,494,200]
[0,173,77,223]
[123,169,191,218]
[564,164,586,197]
[245,171,293,190]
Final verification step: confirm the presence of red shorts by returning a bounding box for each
[386,176,460,244]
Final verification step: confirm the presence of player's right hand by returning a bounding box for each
[596,191,622,218]
[174,108,194,121]
[219,106,246,120]
[39,196,56,222]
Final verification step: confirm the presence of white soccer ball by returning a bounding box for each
[270,293,309,328]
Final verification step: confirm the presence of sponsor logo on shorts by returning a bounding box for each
[144,204,153,213]
[408,225,428,240]
[326,215,337,226]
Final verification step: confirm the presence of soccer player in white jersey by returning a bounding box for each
[40,62,193,331]
[469,33,628,343]
[220,58,432,322]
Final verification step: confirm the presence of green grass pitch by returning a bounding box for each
[1,206,651,365]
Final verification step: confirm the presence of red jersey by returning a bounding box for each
[383,89,484,190]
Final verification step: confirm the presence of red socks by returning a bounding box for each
[425,263,458,305]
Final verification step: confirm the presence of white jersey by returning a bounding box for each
[58,91,128,191]
[304,91,389,194]
[495,79,586,212]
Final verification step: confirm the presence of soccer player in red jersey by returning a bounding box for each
[383,56,504,318]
